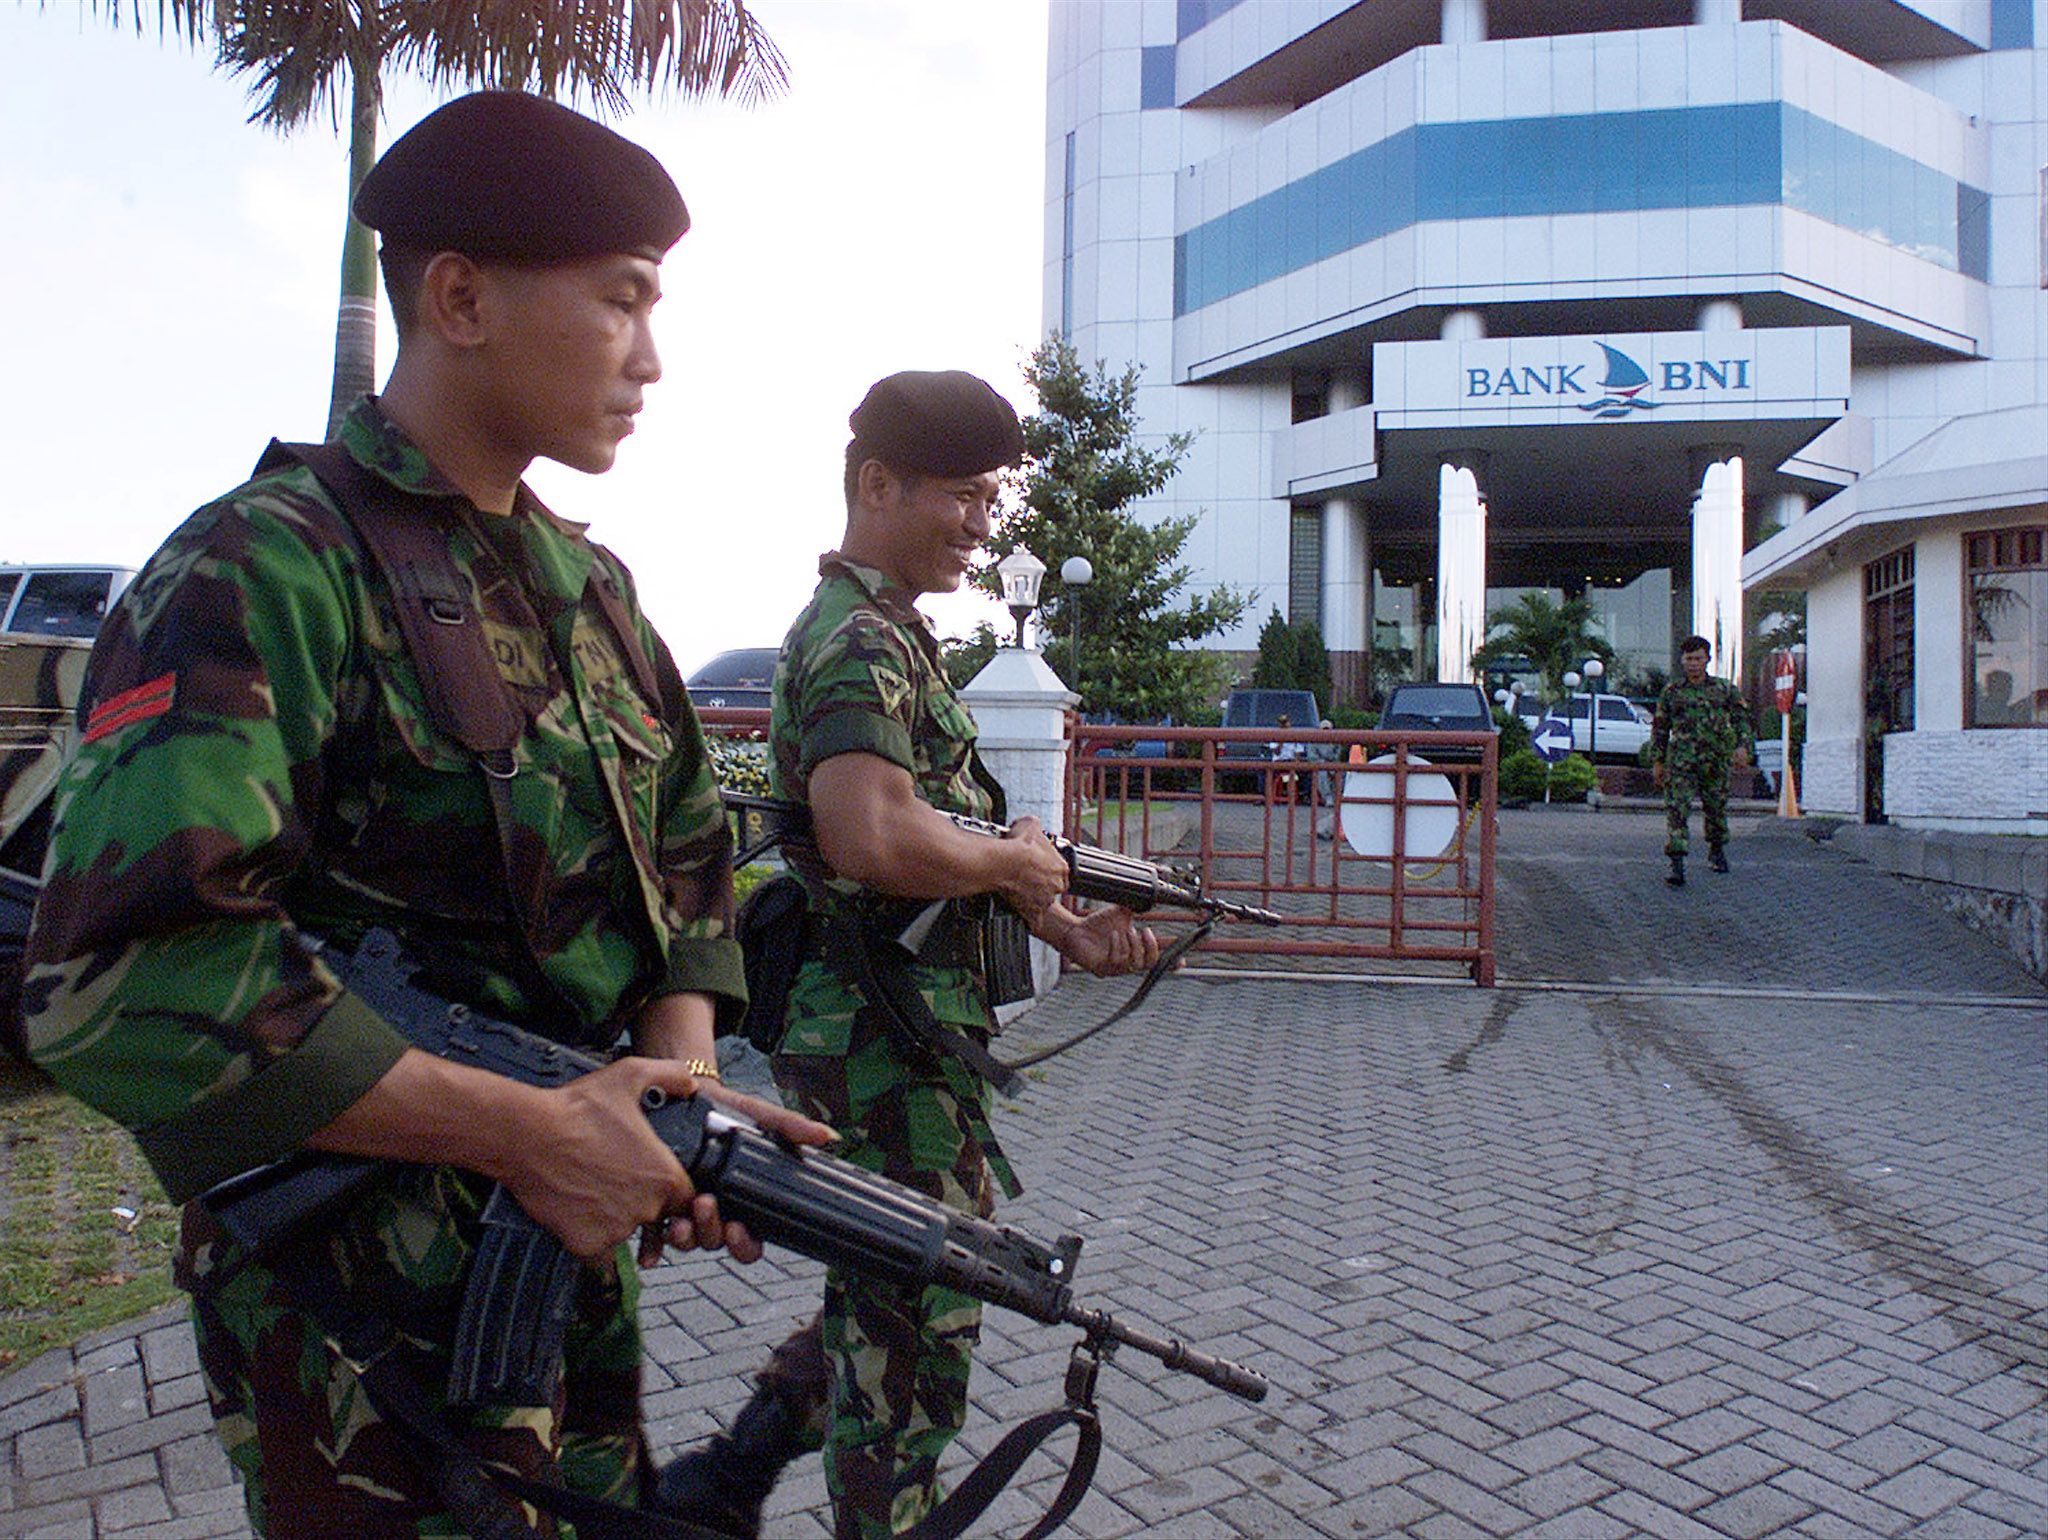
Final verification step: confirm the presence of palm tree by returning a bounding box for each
[89,1,789,436]
[1473,592,1611,699]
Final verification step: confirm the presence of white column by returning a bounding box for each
[1440,308,1487,342]
[959,648,1080,1001]
[1437,462,1488,683]
[1321,369,1371,670]
[1442,0,1486,44]
[1693,0,1738,23]
[1691,456,1745,684]
[1767,490,1809,536]
[1697,298,1744,332]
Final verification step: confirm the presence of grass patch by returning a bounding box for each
[0,1057,179,1371]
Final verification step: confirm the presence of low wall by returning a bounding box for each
[1830,824,2048,984]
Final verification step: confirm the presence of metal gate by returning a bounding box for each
[1067,723,1497,984]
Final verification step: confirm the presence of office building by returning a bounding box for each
[1044,0,2044,829]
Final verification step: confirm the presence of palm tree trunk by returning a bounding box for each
[323,59,380,440]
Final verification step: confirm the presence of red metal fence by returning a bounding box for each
[1067,723,1498,985]
[700,707,1498,985]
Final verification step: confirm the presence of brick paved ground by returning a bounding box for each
[5,807,2046,1538]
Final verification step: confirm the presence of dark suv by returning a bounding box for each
[1376,682,1499,764]
[685,647,778,711]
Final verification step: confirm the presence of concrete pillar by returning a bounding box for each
[1766,490,1810,536]
[959,647,1080,1000]
[1442,0,1486,44]
[1690,452,1745,685]
[1693,0,1739,23]
[1437,459,1488,683]
[1697,298,1745,332]
[1321,368,1371,708]
[1440,308,1487,342]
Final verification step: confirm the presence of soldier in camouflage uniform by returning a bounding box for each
[1651,634,1756,886]
[656,372,1160,1540]
[19,94,829,1539]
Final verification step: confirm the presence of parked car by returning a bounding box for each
[1221,688,1321,758]
[685,646,778,710]
[1376,681,1499,765]
[1532,692,1652,760]
[0,564,136,640]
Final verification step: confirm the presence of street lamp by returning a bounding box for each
[997,549,1047,649]
[1060,554,1093,690]
[1563,669,1581,751]
[1582,657,1605,761]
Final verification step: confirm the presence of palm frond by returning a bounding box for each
[210,0,366,131]
[76,0,209,42]
[387,0,788,109]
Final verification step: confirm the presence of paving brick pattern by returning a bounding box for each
[5,809,2046,1537]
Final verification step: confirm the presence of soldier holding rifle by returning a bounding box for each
[20,93,830,1537]
[659,372,1163,1539]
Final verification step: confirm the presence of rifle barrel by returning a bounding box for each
[1062,1304,1269,1402]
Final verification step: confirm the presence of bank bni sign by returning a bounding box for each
[1465,343,1750,417]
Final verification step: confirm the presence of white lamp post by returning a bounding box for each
[1583,657,1606,761]
[1060,555,1093,690]
[997,550,1047,649]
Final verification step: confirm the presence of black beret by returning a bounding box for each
[354,92,688,263]
[848,371,1024,478]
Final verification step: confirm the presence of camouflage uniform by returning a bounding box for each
[22,399,743,1537]
[1651,673,1756,857]
[766,553,1016,1540]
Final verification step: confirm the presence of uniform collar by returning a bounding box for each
[338,396,584,537]
[819,550,933,638]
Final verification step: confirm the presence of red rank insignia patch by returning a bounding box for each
[83,672,176,745]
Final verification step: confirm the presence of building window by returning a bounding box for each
[1992,0,2034,49]
[1141,46,1176,110]
[1289,509,1322,627]
[1864,546,1916,736]
[1966,526,2047,728]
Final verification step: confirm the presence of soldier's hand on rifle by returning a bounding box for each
[997,815,1073,923]
[1041,903,1162,978]
[494,1055,713,1262]
[639,1082,836,1267]
[1652,762,1669,788]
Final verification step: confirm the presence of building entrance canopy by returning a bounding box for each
[1275,326,1853,530]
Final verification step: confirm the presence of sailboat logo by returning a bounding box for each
[1580,344,1659,418]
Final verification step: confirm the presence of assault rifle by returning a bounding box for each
[726,793,1283,928]
[199,929,1268,1411]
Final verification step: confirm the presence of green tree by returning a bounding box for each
[1472,592,1611,698]
[973,336,1249,722]
[1251,609,1295,689]
[85,1,787,437]
[1292,618,1333,717]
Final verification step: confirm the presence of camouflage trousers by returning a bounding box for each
[771,965,1004,1540]
[1663,754,1732,856]
[178,1164,646,1539]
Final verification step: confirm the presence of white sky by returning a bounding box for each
[0,2,1047,673]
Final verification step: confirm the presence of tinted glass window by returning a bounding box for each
[1390,687,1483,717]
[1599,699,1634,721]
[688,649,778,687]
[0,573,20,623]
[8,571,110,638]
[1176,102,1975,316]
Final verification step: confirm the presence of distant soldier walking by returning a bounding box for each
[1651,635,1755,886]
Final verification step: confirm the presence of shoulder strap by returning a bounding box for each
[262,440,524,766]
[584,553,669,717]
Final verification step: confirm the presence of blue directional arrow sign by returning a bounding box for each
[1531,714,1574,763]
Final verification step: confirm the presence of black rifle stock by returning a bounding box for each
[198,929,1267,1409]
[725,793,1283,927]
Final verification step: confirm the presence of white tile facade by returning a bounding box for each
[1047,0,2047,834]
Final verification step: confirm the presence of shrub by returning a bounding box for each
[1492,706,1531,761]
[707,736,771,798]
[1500,748,1596,803]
